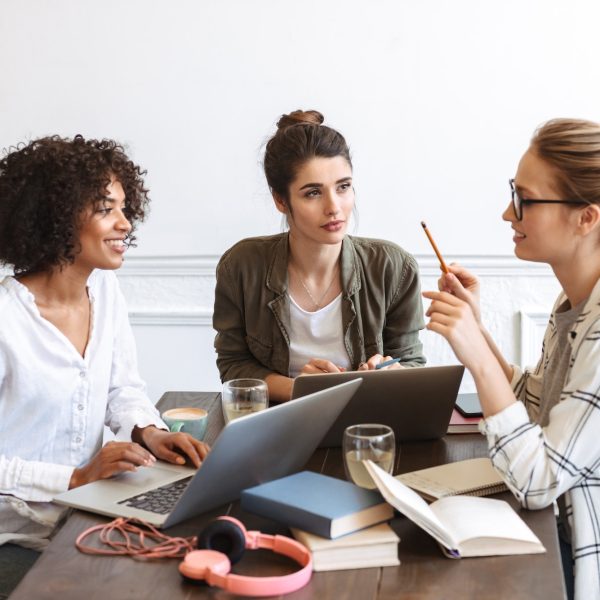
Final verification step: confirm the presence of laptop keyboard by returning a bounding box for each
[118,477,192,515]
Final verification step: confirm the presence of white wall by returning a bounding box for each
[1,0,597,400]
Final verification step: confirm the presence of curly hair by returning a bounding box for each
[0,135,150,274]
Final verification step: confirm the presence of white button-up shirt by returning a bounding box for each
[0,270,165,548]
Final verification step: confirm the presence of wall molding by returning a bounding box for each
[129,310,212,326]
[118,253,554,278]
[1,253,556,278]
[1,255,556,331]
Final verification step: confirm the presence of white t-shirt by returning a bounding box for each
[288,293,351,377]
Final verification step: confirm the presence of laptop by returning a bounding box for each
[291,365,464,446]
[54,378,362,527]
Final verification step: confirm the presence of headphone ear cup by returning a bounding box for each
[197,519,246,565]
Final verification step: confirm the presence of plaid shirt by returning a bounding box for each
[481,277,600,600]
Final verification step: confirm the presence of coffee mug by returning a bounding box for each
[162,407,208,441]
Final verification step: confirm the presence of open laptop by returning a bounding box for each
[54,378,362,528]
[291,365,464,446]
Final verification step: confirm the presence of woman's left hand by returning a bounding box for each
[422,290,492,370]
[134,426,210,468]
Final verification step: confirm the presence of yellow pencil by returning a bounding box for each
[421,221,449,274]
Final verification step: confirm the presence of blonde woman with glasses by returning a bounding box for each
[424,119,600,600]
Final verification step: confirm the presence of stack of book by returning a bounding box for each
[240,470,399,571]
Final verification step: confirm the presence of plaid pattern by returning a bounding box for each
[481,278,600,600]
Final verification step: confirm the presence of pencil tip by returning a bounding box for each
[420,221,427,228]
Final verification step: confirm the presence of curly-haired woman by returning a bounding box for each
[0,136,208,595]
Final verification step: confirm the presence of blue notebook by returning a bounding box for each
[240,471,394,539]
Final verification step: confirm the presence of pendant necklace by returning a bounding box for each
[292,263,339,311]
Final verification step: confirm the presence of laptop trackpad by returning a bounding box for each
[112,462,195,492]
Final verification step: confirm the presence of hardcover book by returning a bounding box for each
[240,471,394,539]
[291,523,400,571]
[447,409,481,434]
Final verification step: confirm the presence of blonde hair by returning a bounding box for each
[531,118,600,203]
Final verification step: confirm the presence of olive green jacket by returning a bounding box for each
[213,233,425,382]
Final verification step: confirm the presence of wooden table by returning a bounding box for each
[11,392,566,600]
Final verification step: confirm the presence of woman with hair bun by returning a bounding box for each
[213,110,426,402]
[424,118,600,599]
[0,136,208,595]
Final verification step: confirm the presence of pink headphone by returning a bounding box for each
[179,516,313,596]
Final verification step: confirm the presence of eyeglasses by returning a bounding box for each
[509,178,588,221]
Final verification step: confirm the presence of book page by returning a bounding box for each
[430,496,544,551]
[364,461,458,552]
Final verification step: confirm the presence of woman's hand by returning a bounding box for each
[438,264,482,324]
[358,354,403,371]
[423,290,492,370]
[69,441,156,489]
[300,358,346,374]
[136,426,209,468]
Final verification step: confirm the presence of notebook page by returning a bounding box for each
[396,458,505,499]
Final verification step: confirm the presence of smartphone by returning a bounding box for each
[455,393,483,418]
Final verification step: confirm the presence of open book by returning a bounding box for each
[364,461,546,558]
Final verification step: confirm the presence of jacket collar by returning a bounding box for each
[265,233,362,297]
[265,233,290,296]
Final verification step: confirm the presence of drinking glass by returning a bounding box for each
[343,424,395,489]
[222,379,269,424]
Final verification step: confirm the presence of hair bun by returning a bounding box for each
[276,110,324,131]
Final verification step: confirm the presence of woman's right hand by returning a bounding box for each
[69,441,156,489]
[300,358,346,374]
[438,264,482,324]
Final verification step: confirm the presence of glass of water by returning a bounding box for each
[343,424,395,489]
[222,379,269,424]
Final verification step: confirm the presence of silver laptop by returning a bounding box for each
[291,365,464,446]
[54,378,362,527]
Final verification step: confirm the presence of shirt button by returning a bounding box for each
[79,371,86,378]
[75,436,82,443]
[78,405,84,411]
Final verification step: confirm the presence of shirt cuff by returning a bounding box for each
[16,462,75,502]
[510,363,523,388]
[478,401,529,437]
[114,411,168,442]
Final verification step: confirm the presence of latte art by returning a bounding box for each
[163,408,207,420]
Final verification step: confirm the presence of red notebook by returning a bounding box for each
[447,409,481,434]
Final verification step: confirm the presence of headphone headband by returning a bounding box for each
[179,517,312,596]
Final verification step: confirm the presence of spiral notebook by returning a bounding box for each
[396,458,507,502]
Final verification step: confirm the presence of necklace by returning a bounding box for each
[292,263,339,310]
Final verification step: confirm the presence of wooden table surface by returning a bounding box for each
[11,392,566,600]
